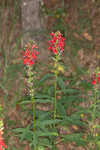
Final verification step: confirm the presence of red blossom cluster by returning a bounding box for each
[23,44,39,66]
[48,31,65,55]
[92,73,100,85]
[0,131,7,150]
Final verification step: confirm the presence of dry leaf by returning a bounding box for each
[71,125,79,131]
[73,32,80,39]
[82,32,92,41]
[52,0,57,3]
[97,55,100,59]
[77,49,84,60]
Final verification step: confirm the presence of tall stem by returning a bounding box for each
[30,88,37,150]
[54,55,58,120]
[89,88,97,149]
[54,73,57,120]
[27,67,36,149]
[30,88,36,132]
[92,89,97,122]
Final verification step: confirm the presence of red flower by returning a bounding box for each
[23,44,39,66]
[0,121,7,150]
[92,80,96,85]
[0,136,7,150]
[50,33,55,36]
[48,31,65,55]
[52,47,57,54]
[97,73,100,83]
[91,72,100,85]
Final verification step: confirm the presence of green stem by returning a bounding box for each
[54,74,57,120]
[92,89,97,122]
[32,94,37,150]
[28,67,36,149]
[54,55,58,120]
[31,89,36,132]
[90,88,97,149]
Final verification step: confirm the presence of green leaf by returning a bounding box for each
[36,119,61,128]
[39,73,53,85]
[60,116,86,126]
[48,85,54,96]
[35,99,53,103]
[80,80,91,90]
[57,77,65,90]
[59,95,83,106]
[35,94,53,103]
[37,146,45,150]
[37,111,51,120]
[62,133,86,146]
[37,131,58,137]
[94,125,100,129]
[20,100,31,104]
[30,132,38,148]
[35,94,51,99]
[57,102,66,116]
[39,138,52,149]
[62,89,79,94]
[12,126,33,142]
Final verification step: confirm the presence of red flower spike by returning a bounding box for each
[98,76,100,83]
[48,31,65,55]
[0,136,7,150]
[50,33,55,36]
[92,80,96,85]
[52,48,57,54]
[23,43,39,66]
[91,72,100,85]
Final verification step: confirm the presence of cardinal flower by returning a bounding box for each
[48,31,65,55]
[92,80,96,85]
[23,43,39,66]
[0,138,7,150]
[97,73,100,83]
[0,121,7,150]
[92,72,100,86]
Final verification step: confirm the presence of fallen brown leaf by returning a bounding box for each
[82,32,92,41]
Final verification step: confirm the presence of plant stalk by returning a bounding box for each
[54,73,57,120]
[30,88,36,132]
[89,87,97,149]
[28,66,36,149]
[54,55,58,120]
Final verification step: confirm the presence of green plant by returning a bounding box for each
[0,105,7,150]
[11,31,100,150]
[48,31,65,120]
[87,68,100,150]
